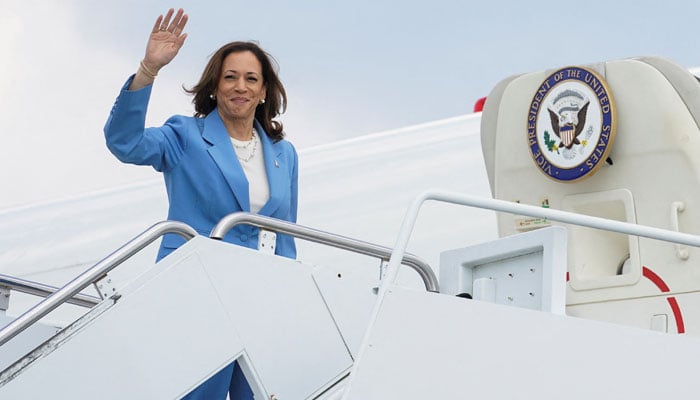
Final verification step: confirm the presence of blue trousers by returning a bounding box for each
[182,360,253,400]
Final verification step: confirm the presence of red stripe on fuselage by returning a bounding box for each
[643,266,684,334]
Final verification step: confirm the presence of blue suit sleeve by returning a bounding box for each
[104,76,187,172]
[289,143,299,224]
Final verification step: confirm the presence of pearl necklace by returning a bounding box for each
[232,129,258,163]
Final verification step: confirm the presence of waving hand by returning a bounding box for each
[131,8,188,89]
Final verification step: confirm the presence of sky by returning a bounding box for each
[2,0,700,210]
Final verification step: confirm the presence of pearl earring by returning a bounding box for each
[209,94,216,100]
[260,99,266,105]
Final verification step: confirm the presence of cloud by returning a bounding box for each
[0,2,190,210]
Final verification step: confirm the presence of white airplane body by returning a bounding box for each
[1,56,699,398]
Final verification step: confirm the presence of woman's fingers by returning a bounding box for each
[173,11,188,34]
[151,15,164,34]
[150,8,187,35]
[168,9,186,33]
[143,8,188,70]
[160,8,174,32]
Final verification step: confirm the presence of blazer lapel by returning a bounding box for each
[257,121,285,217]
[202,110,250,211]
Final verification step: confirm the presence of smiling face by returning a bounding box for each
[214,50,267,125]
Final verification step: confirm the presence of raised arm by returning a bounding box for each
[130,8,189,90]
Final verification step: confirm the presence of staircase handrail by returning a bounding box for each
[210,212,439,292]
[382,190,700,290]
[0,274,100,309]
[0,221,198,347]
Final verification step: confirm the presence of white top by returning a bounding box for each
[230,130,270,213]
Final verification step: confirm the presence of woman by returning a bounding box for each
[104,8,298,399]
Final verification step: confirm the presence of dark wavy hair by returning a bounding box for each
[185,41,287,142]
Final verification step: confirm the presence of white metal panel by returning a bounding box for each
[342,285,700,399]
[439,226,567,314]
[0,247,245,399]
[567,290,700,334]
[0,236,354,399]
[0,315,59,371]
[196,239,354,398]
[312,264,380,357]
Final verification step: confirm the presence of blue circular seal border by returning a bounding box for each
[526,66,616,182]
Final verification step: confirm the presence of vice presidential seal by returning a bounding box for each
[527,66,616,182]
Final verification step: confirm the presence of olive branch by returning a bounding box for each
[543,130,559,154]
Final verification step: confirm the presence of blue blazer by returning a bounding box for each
[104,77,298,261]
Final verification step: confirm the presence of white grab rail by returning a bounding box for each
[382,190,700,290]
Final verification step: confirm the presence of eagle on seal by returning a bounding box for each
[547,101,589,149]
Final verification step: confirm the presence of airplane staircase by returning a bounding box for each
[0,214,436,399]
[4,191,700,398]
[340,190,700,399]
